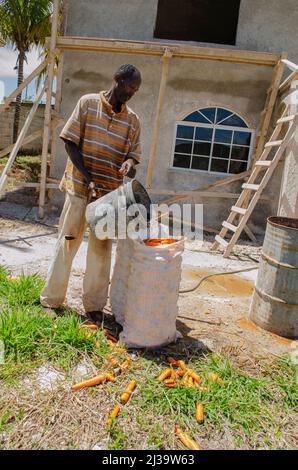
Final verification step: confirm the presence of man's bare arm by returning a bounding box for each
[64,140,92,185]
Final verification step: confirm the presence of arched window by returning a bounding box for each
[172,107,254,175]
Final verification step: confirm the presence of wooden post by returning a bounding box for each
[49,50,64,176]
[145,49,172,189]
[38,0,60,219]
[0,85,46,196]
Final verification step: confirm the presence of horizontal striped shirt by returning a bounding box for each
[59,91,142,198]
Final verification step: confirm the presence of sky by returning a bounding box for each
[0,45,44,102]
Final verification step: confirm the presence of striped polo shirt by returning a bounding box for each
[59,91,142,198]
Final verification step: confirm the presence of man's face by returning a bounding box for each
[115,73,141,104]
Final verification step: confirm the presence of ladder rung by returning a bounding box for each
[231,206,247,215]
[255,160,272,167]
[277,114,297,124]
[242,183,260,191]
[265,140,283,148]
[215,235,229,248]
[222,221,237,233]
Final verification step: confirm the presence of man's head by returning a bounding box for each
[113,64,141,104]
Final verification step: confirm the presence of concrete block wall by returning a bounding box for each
[0,102,45,154]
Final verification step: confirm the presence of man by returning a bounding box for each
[40,64,142,323]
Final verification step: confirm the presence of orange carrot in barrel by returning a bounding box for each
[120,380,137,404]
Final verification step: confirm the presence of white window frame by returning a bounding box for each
[170,111,256,177]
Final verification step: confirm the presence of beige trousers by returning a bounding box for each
[40,193,112,312]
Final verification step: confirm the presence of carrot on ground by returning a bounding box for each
[120,380,137,404]
[196,402,204,424]
[71,374,106,391]
[167,357,180,367]
[208,372,223,384]
[107,356,119,367]
[120,358,131,370]
[177,360,188,371]
[103,329,118,343]
[104,372,116,382]
[177,370,185,378]
[107,405,121,426]
[80,324,98,330]
[158,369,173,382]
[187,370,201,383]
[175,425,202,451]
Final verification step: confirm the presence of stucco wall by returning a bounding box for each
[65,0,298,62]
[50,50,281,232]
[237,0,298,63]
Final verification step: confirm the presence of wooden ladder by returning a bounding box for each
[212,108,298,257]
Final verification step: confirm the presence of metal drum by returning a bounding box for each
[249,217,298,338]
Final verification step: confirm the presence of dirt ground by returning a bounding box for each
[1,189,297,364]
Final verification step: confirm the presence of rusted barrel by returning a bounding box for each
[249,217,298,338]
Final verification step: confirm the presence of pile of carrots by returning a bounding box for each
[157,357,224,451]
[74,322,224,450]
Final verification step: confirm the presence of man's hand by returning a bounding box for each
[87,181,97,203]
[119,158,136,177]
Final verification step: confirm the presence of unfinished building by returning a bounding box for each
[1,0,298,249]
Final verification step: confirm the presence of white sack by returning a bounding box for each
[110,237,184,349]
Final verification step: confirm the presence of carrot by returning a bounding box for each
[120,358,131,370]
[71,374,106,391]
[187,370,201,383]
[158,369,173,382]
[103,329,117,343]
[107,355,119,367]
[208,372,223,384]
[167,357,180,367]
[175,426,202,451]
[164,383,176,388]
[107,405,121,426]
[176,370,185,378]
[196,402,204,424]
[80,324,98,330]
[177,360,188,371]
[104,372,116,382]
[181,372,190,386]
[164,379,175,385]
[120,380,137,404]
[196,385,210,393]
[188,376,194,387]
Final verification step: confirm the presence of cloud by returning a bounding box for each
[0,46,42,78]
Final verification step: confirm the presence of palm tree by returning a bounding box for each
[0,0,52,142]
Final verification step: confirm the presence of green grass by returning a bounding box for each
[0,267,109,376]
[0,267,297,450]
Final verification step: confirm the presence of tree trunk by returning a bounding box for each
[13,49,25,143]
